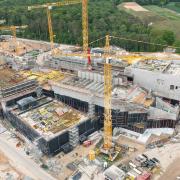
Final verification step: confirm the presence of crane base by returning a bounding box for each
[99,145,120,162]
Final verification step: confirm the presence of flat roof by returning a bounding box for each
[131,60,180,75]
[132,60,170,72]
[20,69,66,85]
[55,75,153,109]
[165,63,180,75]
[61,76,104,94]
[12,99,88,139]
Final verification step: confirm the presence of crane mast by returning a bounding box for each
[46,7,54,50]
[28,0,89,56]
[82,0,88,54]
[103,35,112,150]
[0,25,27,54]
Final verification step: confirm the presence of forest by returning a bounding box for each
[0,0,179,52]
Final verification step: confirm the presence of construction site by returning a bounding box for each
[0,0,180,180]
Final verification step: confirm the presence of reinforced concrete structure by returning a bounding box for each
[49,70,162,133]
[6,97,99,155]
[125,60,180,102]
[0,68,38,114]
[1,37,180,158]
[49,69,178,132]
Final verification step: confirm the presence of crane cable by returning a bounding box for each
[110,35,180,49]
[88,35,180,50]
[88,36,105,46]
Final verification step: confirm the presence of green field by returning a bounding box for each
[144,5,179,20]
[165,2,180,13]
[118,4,180,39]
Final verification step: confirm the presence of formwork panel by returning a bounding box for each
[38,118,100,156]
[47,132,69,155]
[6,111,39,141]
[56,94,88,113]
[147,119,176,129]
[95,105,148,131]
[127,113,147,125]
[78,118,100,137]
[6,97,100,156]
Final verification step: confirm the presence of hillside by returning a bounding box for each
[118,2,180,39]
[165,2,180,13]
[0,0,179,52]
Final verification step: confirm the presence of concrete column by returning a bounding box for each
[1,101,7,113]
[0,101,7,119]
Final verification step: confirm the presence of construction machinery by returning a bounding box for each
[0,25,28,54]
[88,150,95,161]
[103,35,112,150]
[28,0,89,56]
[99,35,121,161]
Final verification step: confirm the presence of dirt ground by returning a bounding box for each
[115,135,180,180]
[117,135,144,150]
[159,158,180,180]
[0,150,24,180]
[114,135,145,165]
[123,2,149,12]
[46,135,146,179]
[146,142,180,180]
[55,144,96,179]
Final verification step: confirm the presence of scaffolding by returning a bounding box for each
[0,80,38,98]
[69,127,79,148]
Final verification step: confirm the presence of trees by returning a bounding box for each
[162,30,175,45]
[174,40,180,53]
[0,0,178,52]
[148,29,175,51]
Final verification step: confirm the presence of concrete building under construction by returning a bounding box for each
[0,37,180,156]
[0,68,38,114]
[6,97,99,155]
[125,60,180,102]
[49,69,178,132]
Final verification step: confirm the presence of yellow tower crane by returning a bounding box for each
[103,35,112,150]
[0,25,28,54]
[82,0,88,53]
[28,0,89,54]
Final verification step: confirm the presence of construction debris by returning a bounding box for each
[0,34,180,180]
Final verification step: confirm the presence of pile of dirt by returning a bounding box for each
[123,2,149,12]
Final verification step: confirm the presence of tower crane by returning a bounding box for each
[0,25,28,54]
[103,35,112,150]
[28,0,89,57]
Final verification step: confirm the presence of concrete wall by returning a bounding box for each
[148,107,177,120]
[38,117,100,156]
[52,84,92,102]
[127,68,180,101]
[52,83,145,110]
[78,71,123,85]
[6,111,40,141]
